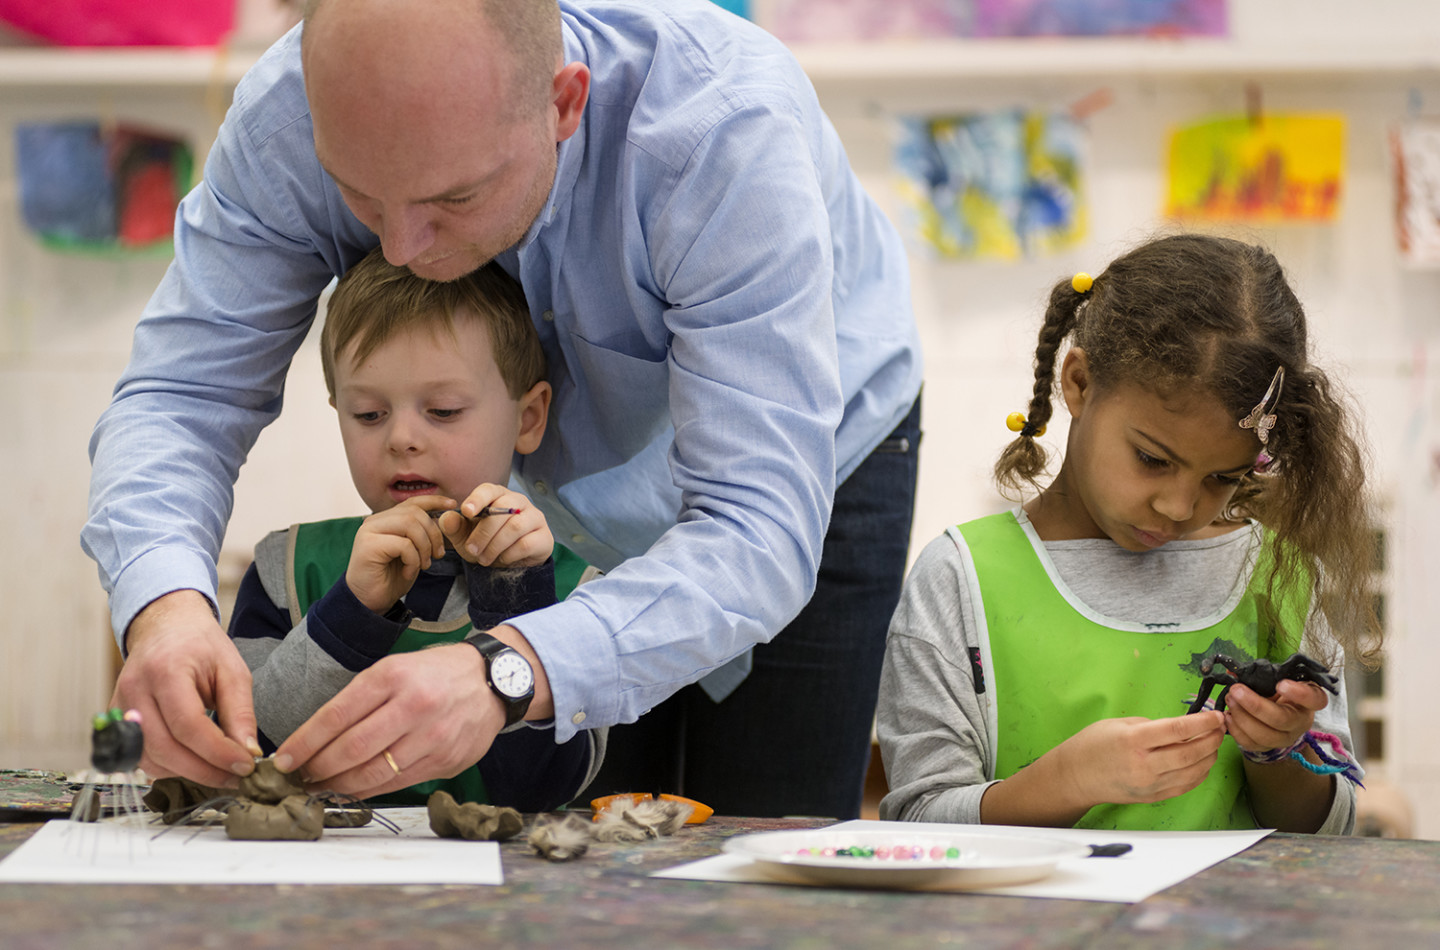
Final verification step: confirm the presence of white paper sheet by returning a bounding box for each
[653,819,1271,903]
[0,808,503,885]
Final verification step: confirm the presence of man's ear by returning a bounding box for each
[514,380,552,455]
[552,61,589,143]
[1059,348,1093,419]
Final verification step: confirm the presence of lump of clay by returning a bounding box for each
[225,795,324,841]
[143,776,224,824]
[238,758,306,804]
[143,757,374,840]
[427,790,523,841]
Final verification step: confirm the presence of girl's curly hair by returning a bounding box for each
[996,234,1379,668]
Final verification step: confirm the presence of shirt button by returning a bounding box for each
[542,309,555,322]
[571,711,586,725]
[570,534,586,545]
[535,481,549,495]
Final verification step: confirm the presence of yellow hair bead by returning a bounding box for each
[1071,272,1093,294]
[1006,412,1046,437]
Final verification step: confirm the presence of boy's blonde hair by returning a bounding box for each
[321,249,546,400]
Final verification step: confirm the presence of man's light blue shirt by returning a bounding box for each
[84,1,922,740]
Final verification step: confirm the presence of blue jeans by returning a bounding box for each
[579,395,921,818]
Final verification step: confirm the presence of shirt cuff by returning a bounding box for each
[109,545,220,654]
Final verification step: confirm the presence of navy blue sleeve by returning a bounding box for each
[479,726,594,812]
[227,561,294,645]
[467,557,593,808]
[463,557,557,630]
[305,577,412,672]
[228,562,410,671]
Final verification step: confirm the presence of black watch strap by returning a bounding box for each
[463,632,534,727]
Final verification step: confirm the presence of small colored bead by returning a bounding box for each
[946,847,960,859]
[930,846,947,860]
[1006,412,1027,433]
[1071,272,1093,293]
[822,847,837,858]
[875,847,890,859]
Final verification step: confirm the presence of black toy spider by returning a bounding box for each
[1186,652,1340,714]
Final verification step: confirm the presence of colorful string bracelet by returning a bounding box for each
[1241,730,1364,786]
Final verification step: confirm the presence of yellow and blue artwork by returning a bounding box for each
[893,109,1087,261]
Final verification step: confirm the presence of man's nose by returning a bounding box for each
[377,204,436,267]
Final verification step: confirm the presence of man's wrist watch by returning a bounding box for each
[463,632,535,727]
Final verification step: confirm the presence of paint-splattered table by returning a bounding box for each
[2,778,1438,949]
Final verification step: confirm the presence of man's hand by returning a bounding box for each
[271,641,506,798]
[346,495,454,613]
[112,589,258,786]
[436,484,552,568]
[272,623,555,799]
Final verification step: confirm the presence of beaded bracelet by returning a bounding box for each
[789,845,967,861]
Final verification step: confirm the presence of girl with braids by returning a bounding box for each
[876,234,1377,833]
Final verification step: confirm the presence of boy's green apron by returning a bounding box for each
[284,516,589,805]
[959,512,1306,830]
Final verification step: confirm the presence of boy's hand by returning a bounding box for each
[1222,681,1327,755]
[346,495,454,613]
[1057,711,1226,806]
[436,484,552,568]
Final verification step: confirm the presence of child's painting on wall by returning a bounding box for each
[1165,114,1345,224]
[14,121,192,252]
[1392,119,1440,267]
[765,0,1227,43]
[893,108,1087,261]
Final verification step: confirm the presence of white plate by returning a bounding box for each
[722,828,1090,890]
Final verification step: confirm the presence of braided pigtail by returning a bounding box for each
[994,276,1088,498]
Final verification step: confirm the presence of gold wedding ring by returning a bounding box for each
[382,749,402,776]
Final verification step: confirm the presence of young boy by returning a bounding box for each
[227,248,600,811]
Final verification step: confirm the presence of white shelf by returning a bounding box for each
[792,38,1440,84]
[0,46,263,88]
[4,37,1438,91]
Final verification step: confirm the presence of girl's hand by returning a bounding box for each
[436,484,552,568]
[1222,680,1327,755]
[345,495,453,613]
[1057,712,1227,806]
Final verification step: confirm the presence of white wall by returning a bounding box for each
[2,0,1438,836]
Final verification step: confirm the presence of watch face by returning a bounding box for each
[490,651,534,699]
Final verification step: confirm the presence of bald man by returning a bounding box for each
[85,0,922,819]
